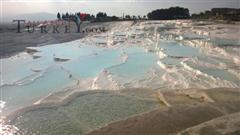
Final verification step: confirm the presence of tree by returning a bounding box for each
[110,16,119,21]
[66,12,69,19]
[191,8,240,21]
[96,12,108,21]
[138,15,141,20]
[125,15,131,20]
[143,15,147,20]
[132,15,136,20]
[57,12,61,20]
[62,14,66,20]
[96,12,107,18]
[147,7,190,20]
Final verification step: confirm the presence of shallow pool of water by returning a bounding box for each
[1,21,240,117]
[1,40,158,115]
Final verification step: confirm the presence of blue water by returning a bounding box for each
[1,41,158,115]
[210,38,240,46]
[1,22,240,116]
[186,61,239,84]
[2,66,75,114]
[64,48,122,78]
[157,41,201,58]
[108,52,158,79]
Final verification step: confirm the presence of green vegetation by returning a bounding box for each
[147,7,190,20]
[57,12,120,22]
[192,8,240,21]
[56,7,240,22]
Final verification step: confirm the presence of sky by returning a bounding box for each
[1,0,239,17]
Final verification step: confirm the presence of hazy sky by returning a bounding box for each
[1,0,239,17]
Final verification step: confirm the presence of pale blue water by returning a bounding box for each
[2,55,36,85]
[157,41,201,58]
[186,61,239,84]
[156,40,239,87]
[161,57,181,66]
[108,52,158,79]
[2,66,75,114]
[182,32,206,40]
[1,22,240,117]
[64,48,122,78]
[1,41,158,115]
[210,38,240,46]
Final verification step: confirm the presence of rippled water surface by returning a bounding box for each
[1,21,240,117]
